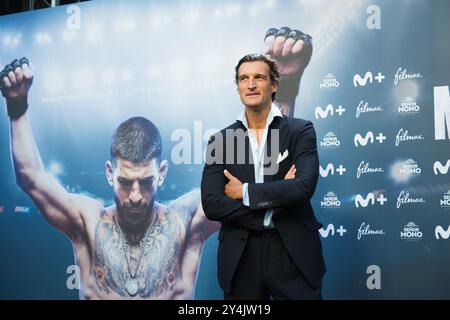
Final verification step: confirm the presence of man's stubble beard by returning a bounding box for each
[114,193,156,238]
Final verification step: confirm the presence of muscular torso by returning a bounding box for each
[72,200,204,299]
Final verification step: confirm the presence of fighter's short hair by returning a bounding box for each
[110,116,162,165]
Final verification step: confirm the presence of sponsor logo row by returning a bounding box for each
[319,160,450,177]
[319,222,450,240]
[315,98,421,119]
[319,130,427,148]
[319,190,450,209]
[315,85,450,142]
[319,67,422,89]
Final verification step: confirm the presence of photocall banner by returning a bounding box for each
[0,0,449,299]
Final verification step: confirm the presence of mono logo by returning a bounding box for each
[320,132,341,149]
[315,104,345,119]
[366,265,381,290]
[353,71,385,87]
[433,160,450,175]
[320,73,340,89]
[354,131,386,147]
[354,192,387,208]
[435,225,450,239]
[321,191,341,209]
[400,222,423,241]
[398,97,420,115]
[319,163,346,177]
[319,224,347,238]
[66,264,80,290]
[366,5,381,30]
[440,190,450,208]
[399,159,421,176]
[434,86,450,140]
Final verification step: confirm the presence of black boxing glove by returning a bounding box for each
[6,96,28,119]
[1,57,30,119]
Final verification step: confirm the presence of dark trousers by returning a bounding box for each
[225,228,322,300]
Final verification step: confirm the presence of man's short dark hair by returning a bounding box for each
[110,117,162,165]
[234,53,280,101]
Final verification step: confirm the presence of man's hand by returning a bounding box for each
[284,164,296,180]
[264,27,312,77]
[1,57,33,99]
[224,165,296,201]
[224,170,243,200]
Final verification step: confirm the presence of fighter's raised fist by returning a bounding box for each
[264,27,312,77]
[0,57,33,99]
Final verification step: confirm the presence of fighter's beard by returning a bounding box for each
[114,196,155,244]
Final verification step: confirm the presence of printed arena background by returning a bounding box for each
[0,0,449,299]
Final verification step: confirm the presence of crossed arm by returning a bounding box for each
[201,122,318,230]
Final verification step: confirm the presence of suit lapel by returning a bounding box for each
[232,116,289,183]
[264,116,289,182]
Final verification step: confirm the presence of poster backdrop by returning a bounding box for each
[0,0,449,299]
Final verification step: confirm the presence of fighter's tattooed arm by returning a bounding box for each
[170,189,220,241]
[168,189,201,226]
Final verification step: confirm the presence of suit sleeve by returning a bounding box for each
[201,132,265,230]
[247,121,319,210]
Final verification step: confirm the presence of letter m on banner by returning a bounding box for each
[434,86,450,140]
[435,225,450,239]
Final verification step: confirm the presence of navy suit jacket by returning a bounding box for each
[201,115,325,294]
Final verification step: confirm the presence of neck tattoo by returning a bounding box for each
[114,212,161,296]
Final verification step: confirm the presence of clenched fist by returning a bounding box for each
[0,57,33,119]
[264,26,312,78]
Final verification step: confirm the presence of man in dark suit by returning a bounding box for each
[201,27,325,299]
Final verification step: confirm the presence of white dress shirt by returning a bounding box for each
[236,104,282,228]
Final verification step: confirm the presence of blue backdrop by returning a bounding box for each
[0,0,449,299]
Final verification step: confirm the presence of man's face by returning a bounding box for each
[237,61,277,110]
[106,157,168,227]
